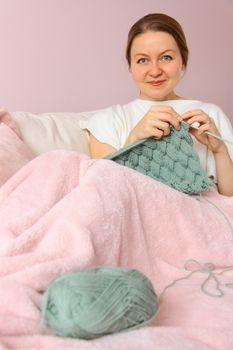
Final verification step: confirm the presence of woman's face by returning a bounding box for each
[130,31,184,101]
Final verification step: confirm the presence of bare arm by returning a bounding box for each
[89,105,181,158]
[89,134,117,159]
[214,146,233,196]
[182,109,233,196]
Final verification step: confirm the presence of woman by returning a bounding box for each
[80,13,233,196]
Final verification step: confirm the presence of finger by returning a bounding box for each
[149,119,170,131]
[167,115,181,130]
[148,111,181,130]
[182,114,209,127]
[181,109,204,120]
[147,121,170,137]
[156,123,170,137]
[188,128,209,143]
[163,127,171,136]
[152,128,164,139]
[150,105,182,121]
[196,123,211,135]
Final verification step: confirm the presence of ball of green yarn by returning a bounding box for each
[40,266,158,340]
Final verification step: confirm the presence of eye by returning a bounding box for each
[136,57,149,64]
[161,55,173,62]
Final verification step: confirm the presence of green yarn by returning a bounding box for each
[105,122,213,194]
[40,266,158,340]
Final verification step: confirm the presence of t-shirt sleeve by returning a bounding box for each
[79,106,122,150]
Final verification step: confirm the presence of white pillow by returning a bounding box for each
[10,111,94,156]
[0,123,35,186]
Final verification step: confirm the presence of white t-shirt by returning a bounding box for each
[79,99,233,181]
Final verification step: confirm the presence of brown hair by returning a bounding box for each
[126,13,189,68]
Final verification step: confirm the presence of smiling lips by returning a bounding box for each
[148,80,166,86]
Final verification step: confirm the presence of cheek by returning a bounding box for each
[167,62,183,78]
[130,64,146,82]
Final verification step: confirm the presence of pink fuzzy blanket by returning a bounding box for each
[0,150,233,350]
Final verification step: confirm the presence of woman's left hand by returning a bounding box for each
[181,109,226,154]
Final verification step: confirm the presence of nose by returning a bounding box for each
[148,61,162,77]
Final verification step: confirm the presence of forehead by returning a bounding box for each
[131,31,179,54]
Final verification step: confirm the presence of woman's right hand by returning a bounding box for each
[124,105,182,146]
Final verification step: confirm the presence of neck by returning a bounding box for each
[138,94,186,102]
[139,93,184,101]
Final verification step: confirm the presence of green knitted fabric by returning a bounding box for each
[40,266,158,340]
[105,123,213,194]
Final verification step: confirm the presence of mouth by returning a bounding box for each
[147,80,166,87]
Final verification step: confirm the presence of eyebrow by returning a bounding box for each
[134,49,175,57]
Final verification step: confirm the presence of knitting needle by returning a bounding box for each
[182,121,233,146]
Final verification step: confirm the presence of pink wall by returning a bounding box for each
[0,0,232,123]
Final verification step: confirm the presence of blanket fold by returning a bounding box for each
[0,150,233,349]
